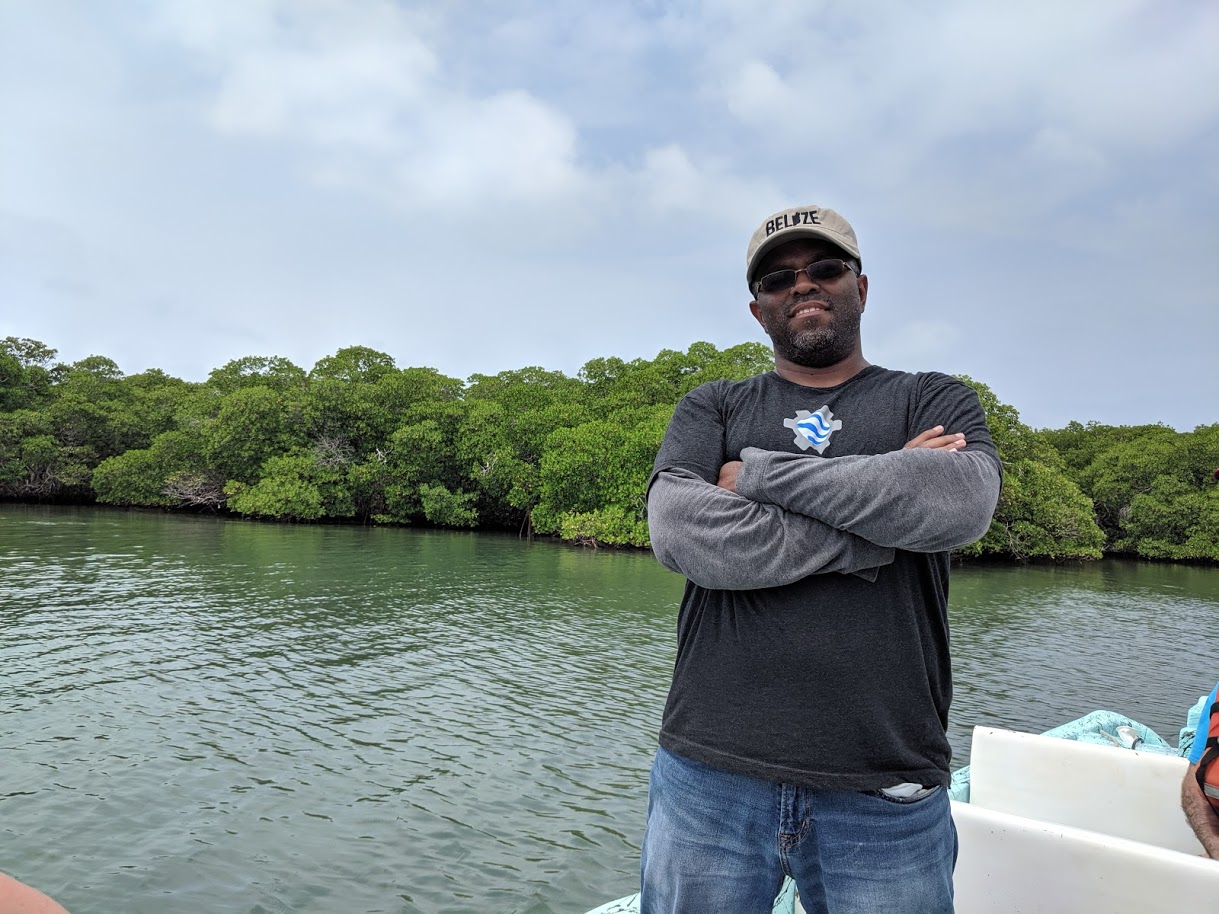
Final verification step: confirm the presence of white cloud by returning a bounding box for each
[1,0,1215,430]
[705,0,1219,239]
[722,61,795,123]
[392,90,586,207]
[638,145,704,212]
[633,145,782,237]
[152,0,588,211]
[209,41,435,147]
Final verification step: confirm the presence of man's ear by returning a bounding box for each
[749,299,764,326]
[857,274,868,312]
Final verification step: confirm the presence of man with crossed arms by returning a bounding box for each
[642,204,1002,913]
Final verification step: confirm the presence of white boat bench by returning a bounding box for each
[952,726,1219,912]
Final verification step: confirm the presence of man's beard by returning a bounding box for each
[762,304,861,368]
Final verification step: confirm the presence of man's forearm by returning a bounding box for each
[647,469,894,590]
[1183,765,1219,858]
[735,446,1001,552]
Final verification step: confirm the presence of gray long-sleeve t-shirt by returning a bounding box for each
[646,366,1001,790]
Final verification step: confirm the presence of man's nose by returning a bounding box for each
[792,268,818,292]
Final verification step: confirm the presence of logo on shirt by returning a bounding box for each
[784,407,841,454]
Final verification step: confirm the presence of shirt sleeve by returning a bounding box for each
[734,446,1001,552]
[648,468,894,589]
[649,382,727,487]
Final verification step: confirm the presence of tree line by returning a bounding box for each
[1,336,1215,563]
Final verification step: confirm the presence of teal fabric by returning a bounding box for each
[1039,710,1176,754]
[947,765,972,802]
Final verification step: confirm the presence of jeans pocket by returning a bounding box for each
[871,784,941,804]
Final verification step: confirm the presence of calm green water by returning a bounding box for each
[2,505,1217,914]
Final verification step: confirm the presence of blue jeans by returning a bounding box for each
[640,747,957,914]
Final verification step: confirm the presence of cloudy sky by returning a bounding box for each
[2,0,1216,431]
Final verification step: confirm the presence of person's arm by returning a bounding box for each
[733,375,1001,552]
[648,382,893,589]
[734,444,1001,552]
[0,872,70,914]
[648,468,894,590]
[1182,765,1219,858]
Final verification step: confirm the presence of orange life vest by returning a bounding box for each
[1195,697,1219,811]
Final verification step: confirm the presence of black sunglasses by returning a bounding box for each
[754,258,857,295]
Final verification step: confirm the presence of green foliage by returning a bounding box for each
[963,460,1105,561]
[0,348,52,413]
[0,394,100,501]
[1,336,1214,565]
[2,434,94,498]
[418,483,478,528]
[297,364,462,464]
[93,430,205,507]
[0,352,24,412]
[93,448,175,507]
[557,505,651,546]
[207,356,306,395]
[203,386,302,483]
[1,337,57,369]
[1120,479,1219,561]
[957,377,1105,561]
[371,417,466,523]
[1043,421,1218,560]
[123,370,196,443]
[577,342,773,413]
[379,368,465,426]
[309,346,396,384]
[226,452,354,521]
[42,358,131,456]
[1075,429,1180,534]
[0,411,48,493]
[532,405,670,546]
[69,355,123,380]
[459,368,590,522]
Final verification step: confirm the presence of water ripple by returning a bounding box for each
[3,506,1216,913]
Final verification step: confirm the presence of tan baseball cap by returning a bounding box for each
[745,204,861,288]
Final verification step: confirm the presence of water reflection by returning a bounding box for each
[948,562,1216,759]
[2,506,1215,913]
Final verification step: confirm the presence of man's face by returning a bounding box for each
[748,238,868,369]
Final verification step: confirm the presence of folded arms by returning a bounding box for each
[648,445,1001,590]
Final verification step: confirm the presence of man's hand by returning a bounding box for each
[716,460,743,492]
[905,426,966,451]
